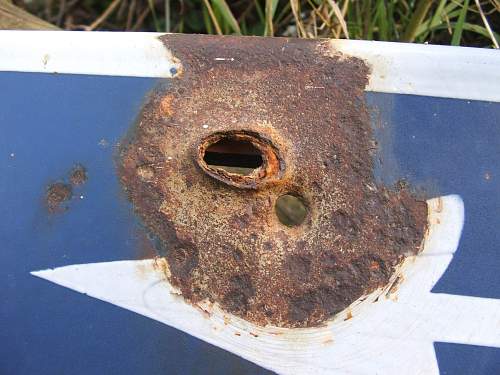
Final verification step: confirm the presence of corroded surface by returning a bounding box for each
[118,34,427,328]
[46,182,72,213]
[69,164,88,186]
[197,130,284,189]
[45,164,88,213]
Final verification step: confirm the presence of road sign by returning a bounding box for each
[1,31,499,375]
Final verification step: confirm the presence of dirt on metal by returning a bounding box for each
[117,34,427,328]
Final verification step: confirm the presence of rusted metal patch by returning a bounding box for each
[69,164,88,186]
[46,182,72,213]
[197,130,284,189]
[45,164,88,213]
[117,34,427,328]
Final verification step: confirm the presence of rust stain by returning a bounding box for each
[344,310,353,321]
[323,336,334,344]
[436,196,444,213]
[135,263,148,280]
[69,164,88,186]
[135,230,159,259]
[386,275,404,298]
[45,163,88,213]
[197,130,284,189]
[117,34,427,328]
[160,94,175,117]
[46,182,72,213]
[152,257,171,279]
[268,330,284,336]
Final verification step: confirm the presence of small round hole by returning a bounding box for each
[275,194,307,227]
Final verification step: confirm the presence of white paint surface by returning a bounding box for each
[30,195,500,374]
[0,31,499,102]
[330,39,500,103]
[0,31,180,78]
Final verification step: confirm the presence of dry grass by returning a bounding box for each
[13,0,500,47]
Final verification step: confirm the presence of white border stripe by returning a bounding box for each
[0,31,499,102]
[0,31,179,78]
[330,39,500,102]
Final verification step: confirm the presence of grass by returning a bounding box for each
[14,0,499,47]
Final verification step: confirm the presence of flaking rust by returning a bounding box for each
[117,34,427,328]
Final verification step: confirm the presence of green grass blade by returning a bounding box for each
[451,0,470,46]
[430,22,500,46]
[212,0,242,34]
[254,0,265,24]
[445,22,500,44]
[415,9,463,39]
[401,0,434,42]
[264,0,279,36]
[386,0,397,40]
[240,18,248,35]
[418,0,447,41]
[374,0,389,40]
[429,0,447,28]
[463,23,500,43]
[362,0,372,40]
[202,0,223,34]
[202,4,214,34]
[147,0,160,31]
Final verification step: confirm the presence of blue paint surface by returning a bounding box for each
[368,92,500,375]
[0,72,268,375]
[368,93,500,300]
[0,72,498,374]
[435,343,500,375]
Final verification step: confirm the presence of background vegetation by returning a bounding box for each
[9,0,500,47]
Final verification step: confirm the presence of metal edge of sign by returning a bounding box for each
[0,30,499,103]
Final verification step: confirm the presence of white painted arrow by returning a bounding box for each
[31,195,500,374]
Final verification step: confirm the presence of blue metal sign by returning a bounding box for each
[1,32,499,375]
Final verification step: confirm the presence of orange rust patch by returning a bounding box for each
[344,310,353,321]
[436,196,444,213]
[135,263,148,280]
[153,257,170,278]
[46,182,72,213]
[387,275,404,296]
[45,163,88,213]
[323,337,334,344]
[69,164,87,186]
[160,94,175,117]
[117,34,427,328]
[197,130,284,189]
